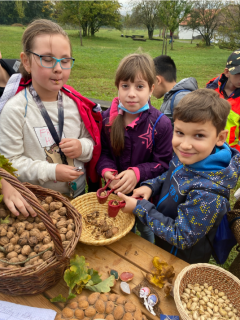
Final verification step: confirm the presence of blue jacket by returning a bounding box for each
[133,144,240,264]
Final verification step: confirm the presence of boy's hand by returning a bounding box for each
[112,170,137,194]
[59,138,82,159]
[56,164,84,182]
[1,179,37,217]
[132,185,152,200]
[117,192,138,213]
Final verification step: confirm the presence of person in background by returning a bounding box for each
[0,51,20,98]
[96,53,172,243]
[206,49,240,151]
[153,55,198,124]
[118,89,240,264]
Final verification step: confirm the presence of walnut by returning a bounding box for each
[28,252,39,264]
[34,242,43,253]
[0,236,9,246]
[62,307,74,319]
[10,235,19,245]
[88,292,100,305]
[27,216,35,223]
[50,212,61,220]
[42,251,53,261]
[14,244,21,254]
[9,257,20,263]
[42,204,50,212]
[20,230,30,239]
[106,301,115,314]
[0,252,5,259]
[6,251,18,260]
[25,223,34,231]
[74,309,84,319]
[79,300,89,310]
[40,244,52,252]
[66,219,73,224]
[21,245,31,256]
[105,315,114,320]
[18,237,28,246]
[6,231,14,239]
[56,220,68,229]
[59,227,67,234]
[105,229,113,238]
[113,305,124,320]
[38,222,46,231]
[0,228,7,237]
[99,293,109,302]
[16,222,25,229]
[4,243,14,253]
[28,236,39,247]
[45,196,53,204]
[8,226,16,233]
[116,296,127,305]
[52,219,57,225]
[42,236,51,245]
[60,234,66,241]
[34,216,42,223]
[122,313,133,320]
[60,216,67,222]
[68,301,78,309]
[84,307,96,318]
[66,230,74,240]
[67,223,75,231]
[124,303,136,313]
[18,254,27,262]
[17,226,25,235]
[0,207,7,219]
[50,202,63,212]
[95,299,105,314]
[58,207,67,216]
[18,214,27,222]
[108,294,119,302]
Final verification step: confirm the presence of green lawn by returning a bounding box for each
[1,25,239,270]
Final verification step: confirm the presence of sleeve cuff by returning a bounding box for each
[101,168,118,179]
[128,167,140,182]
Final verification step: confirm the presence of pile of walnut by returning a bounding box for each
[180,283,239,320]
[0,196,75,269]
[56,292,147,320]
[84,211,119,239]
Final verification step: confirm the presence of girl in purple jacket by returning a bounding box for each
[96,53,172,243]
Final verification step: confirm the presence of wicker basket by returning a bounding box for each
[174,263,240,320]
[71,192,135,246]
[0,168,82,296]
[227,197,240,245]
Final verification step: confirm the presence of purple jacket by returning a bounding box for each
[96,98,173,183]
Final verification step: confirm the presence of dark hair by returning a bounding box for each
[173,89,231,134]
[19,19,72,81]
[153,55,176,82]
[111,53,155,156]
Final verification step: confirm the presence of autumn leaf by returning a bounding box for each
[152,257,168,271]
[88,268,102,285]
[146,273,165,289]
[0,215,9,225]
[85,275,115,293]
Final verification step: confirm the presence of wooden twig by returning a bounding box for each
[0,246,52,265]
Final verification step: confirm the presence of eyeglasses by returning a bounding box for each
[26,50,75,69]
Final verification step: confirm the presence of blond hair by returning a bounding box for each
[19,19,72,81]
[111,53,155,156]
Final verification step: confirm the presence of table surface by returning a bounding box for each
[0,232,189,319]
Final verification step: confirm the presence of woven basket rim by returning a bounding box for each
[173,263,240,320]
[71,192,135,246]
[0,168,82,295]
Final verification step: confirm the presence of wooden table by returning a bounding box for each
[0,232,188,319]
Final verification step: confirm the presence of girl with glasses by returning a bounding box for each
[0,19,101,198]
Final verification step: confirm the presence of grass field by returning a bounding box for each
[1,25,239,270]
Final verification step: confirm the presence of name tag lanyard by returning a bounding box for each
[29,84,68,165]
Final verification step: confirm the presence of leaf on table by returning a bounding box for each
[67,292,76,300]
[152,257,168,271]
[146,273,165,289]
[50,294,66,303]
[0,215,9,225]
[88,268,102,285]
[162,266,175,283]
[85,275,115,292]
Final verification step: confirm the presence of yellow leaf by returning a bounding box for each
[152,257,168,271]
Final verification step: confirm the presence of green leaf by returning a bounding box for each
[85,275,115,293]
[0,215,9,225]
[64,255,90,290]
[50,294,66,303]
[88,268,102,285]
[67,292,76,300]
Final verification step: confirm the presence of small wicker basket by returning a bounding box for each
[71,192,135,246]
[174,263,240,320]
[0,168,82,296]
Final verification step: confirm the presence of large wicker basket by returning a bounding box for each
[174,263,240,320]
[0,168,82,296]
[71,192,135,246]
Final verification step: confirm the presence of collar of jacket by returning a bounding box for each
[218,73,240,99]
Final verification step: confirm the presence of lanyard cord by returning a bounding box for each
[28,84,68,165]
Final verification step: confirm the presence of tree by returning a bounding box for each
[131,0,160,39]
[55,1,122,41]
[217,1,240,50]
[157,0,192,51]
[186,0,224,46]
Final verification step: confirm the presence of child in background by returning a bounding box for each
[96,53,172,243]
[0,20,101,197]
[153,55,198,124]
[118,89,240,264]
[206,49,240,151]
